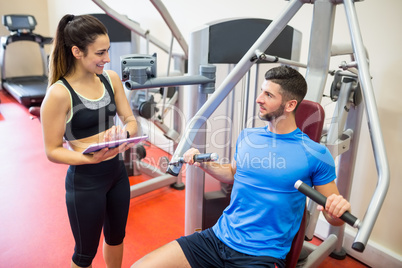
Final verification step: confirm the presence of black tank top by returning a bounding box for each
[62,73,117,141]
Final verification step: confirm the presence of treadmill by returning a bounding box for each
[0,14,52,107]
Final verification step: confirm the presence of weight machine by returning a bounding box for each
[118,0,388,266]
[159,0,388,266]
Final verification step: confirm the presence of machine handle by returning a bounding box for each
[294,180,360,229]
[169,153,219,166]
[193,153,219,163]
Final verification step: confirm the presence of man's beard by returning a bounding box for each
[259,102,286,122]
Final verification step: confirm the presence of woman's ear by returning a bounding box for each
[71,46,82,59]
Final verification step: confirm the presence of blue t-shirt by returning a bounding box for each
[212,127,336,259]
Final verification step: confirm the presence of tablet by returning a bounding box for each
[82,135,148,154]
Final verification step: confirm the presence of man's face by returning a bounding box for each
[256,80,286,122]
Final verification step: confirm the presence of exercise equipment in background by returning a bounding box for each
[0,14,52,107]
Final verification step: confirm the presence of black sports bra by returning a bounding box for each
[62,73,117,141]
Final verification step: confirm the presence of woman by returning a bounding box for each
[41,14,137,268]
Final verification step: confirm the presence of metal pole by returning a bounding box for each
[343,0,390,252]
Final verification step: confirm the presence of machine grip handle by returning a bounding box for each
[294,180,360,228]
[168,152,219,166]
[193,153,219,163]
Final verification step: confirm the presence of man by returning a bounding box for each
[131,66,351,268]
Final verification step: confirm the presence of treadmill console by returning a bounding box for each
[2,14,37,33]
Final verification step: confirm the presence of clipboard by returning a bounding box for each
[82,135,148,154]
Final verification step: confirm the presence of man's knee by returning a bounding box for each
[131,240,190,268]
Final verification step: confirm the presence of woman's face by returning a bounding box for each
[80,34,111,75]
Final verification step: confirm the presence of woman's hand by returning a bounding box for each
[90,144,127,163]
[87,125,134,164]
[104,125,127,142]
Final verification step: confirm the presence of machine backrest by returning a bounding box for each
[295,100,325,143]
[285,100,325,268]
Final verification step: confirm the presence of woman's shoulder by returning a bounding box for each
[103,70,125,93]
[42,81,71,109]
[104,69,119,81]
[48,81,70,98]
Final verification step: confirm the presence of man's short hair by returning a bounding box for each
[264,65,307,111]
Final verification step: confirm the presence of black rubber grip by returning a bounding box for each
[193,153,218,162]
[294,180,359,228]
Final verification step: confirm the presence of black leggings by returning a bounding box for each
[65,155,130,267]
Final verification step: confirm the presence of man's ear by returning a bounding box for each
[285,100,298,113]
[71,46,82,59]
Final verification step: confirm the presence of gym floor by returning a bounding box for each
[0,90,369,267]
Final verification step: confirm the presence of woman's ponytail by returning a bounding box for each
[48,14,107,87]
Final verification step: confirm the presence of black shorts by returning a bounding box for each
[176,228,285,268]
